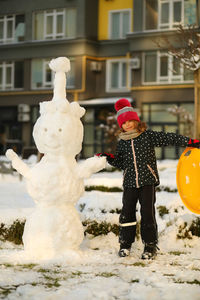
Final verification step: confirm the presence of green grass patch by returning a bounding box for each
[169,251,187,256]
[189,217,200,237]
[37,268,51,274]
[85,185,122,192]
[83,220,119,236]
[157,206,169,218]
[0,220,25,245]
[131,262,146,267]
[96,272,117,278]
[174,279,200,285]
[177,218,200,239]
[156,186,177,193]
[130,279,139,283]
[18,263,38,269]
[0,263,14,268]
[71,271,84,277]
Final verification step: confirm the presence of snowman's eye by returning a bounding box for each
[58,128,62,132]
[44,128,48,132]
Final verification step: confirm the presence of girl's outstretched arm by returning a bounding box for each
[147,130,200,148]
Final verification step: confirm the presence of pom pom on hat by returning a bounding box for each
[115,98,140,128]
[115,98,131,111]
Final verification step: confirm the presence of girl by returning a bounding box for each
[98,98,200,259]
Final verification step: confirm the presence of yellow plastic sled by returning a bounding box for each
[176,147,200,214]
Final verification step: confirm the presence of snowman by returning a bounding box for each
[6,57,106,260]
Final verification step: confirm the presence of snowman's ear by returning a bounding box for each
[70,102,85,118]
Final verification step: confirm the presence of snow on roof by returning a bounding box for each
[78,97,132,106]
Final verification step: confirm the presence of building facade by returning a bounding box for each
[0,0,199,159]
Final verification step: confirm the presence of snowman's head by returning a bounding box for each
[33,99,85,156]
[32,57,86,156]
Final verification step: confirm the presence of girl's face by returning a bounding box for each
[122,120,136,132]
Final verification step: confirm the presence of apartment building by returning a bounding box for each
[0,0,199,159]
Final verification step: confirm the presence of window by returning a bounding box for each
[31,59,75,89]
[0,14,25,43]
[0,61,24,90]
[106,59,130,92]
[143,51,193,84]
[158,0,183,29]
[144,0,196,30]
[145,0,158,30]
[33,8,76,40]
[109,9,131,39]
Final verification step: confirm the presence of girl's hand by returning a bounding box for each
[95,153,115,159]
[188,139,200,148]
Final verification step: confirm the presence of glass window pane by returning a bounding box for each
[6,66,12,84]
[7,20,13,38]
[122,11,129,38]
[0,21,3,39]
[32,106,39,123]
[45,65,52,84]
[65,8,76,38]
[184,67,193,81]
[184,0,196,26]
[34,12,44,40]
[32,59,43,88]
[0,66,2,86]
[56,14,63,34]
[160,56,168,76]
[67,60,75,88]
[111,62,119,88]
[161,3,169,24]
[15,15,25,42]
[122,62,126,87]
[144,52,157,82]
[14,61,23,88]
[173,57,181,75]
[164,147,176,159]
[46,15,53,35]
[173,2,181,23]
[151,125,163,159]
[111,13,120,39]
[181,103,194,117]
[145,0,158,30]
[83,124,94,143]
[83,109,94,123]
[83,145,94,158]
[142,104,149,122]
[151,104,177,122]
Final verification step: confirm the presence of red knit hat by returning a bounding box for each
[115,98,140,128]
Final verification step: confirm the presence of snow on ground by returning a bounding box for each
[0,158,200,299]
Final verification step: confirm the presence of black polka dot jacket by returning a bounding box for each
[106,130,192,188]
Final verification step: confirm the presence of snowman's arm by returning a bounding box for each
[77,156,106,179]
[6,149,31,178]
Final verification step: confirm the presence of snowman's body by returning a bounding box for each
[26,156,84,206]
[6,57,106,259]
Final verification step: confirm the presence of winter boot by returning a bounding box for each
[118,244,131,257]
[141,242,159,260]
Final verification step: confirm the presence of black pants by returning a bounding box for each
[119,185,158,248]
